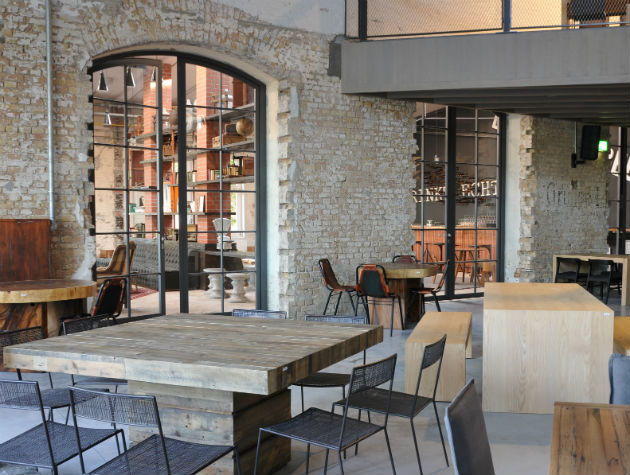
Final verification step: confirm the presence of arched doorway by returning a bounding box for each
[89,52,266,317]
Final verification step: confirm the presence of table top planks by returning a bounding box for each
[549,402,630,475]
[3,314,382,395]
[0,279,96,303]
[484,282,613,314]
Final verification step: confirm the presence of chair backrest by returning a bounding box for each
[0,327,44,375]
[393,254,417,264]
[319,258,343,291]
[412,335,447,413]
[69,387,171,473]
[62,314,113,336]
[232,308,287,319]
[609,353,630,404]
[555,257,581,281]
[356,264,390,298]
[0,379,47,412]
[444,380,495,475]
[588,259,613,278]
[100,241,137,275]
[304,314,368,325]
[433,260,450,293]
[91,278,126,319]
[339,354,397,447]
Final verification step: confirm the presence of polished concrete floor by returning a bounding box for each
[0,291,624,475]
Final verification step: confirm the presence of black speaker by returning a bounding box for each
[581,125,601,161]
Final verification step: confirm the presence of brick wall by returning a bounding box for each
[516,116,610,282]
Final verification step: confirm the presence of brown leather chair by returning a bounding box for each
[356,264,403,336]
[319,258,356,315]
[97,241,136,285]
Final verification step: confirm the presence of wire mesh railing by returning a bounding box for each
[345,0,630,39]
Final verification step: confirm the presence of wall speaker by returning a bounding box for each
[581,125,601,161]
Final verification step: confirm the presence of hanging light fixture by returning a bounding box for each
[125,67,135,88]
[97,72,108,92]
[104,112,112,126]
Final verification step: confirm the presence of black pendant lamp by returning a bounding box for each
[97,72,108,92]
[125,67,135,88]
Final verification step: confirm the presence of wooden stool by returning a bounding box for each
[405,311,472,401]
[479,262,496,286]
[613,316,630,355]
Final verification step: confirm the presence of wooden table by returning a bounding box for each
[553,253,630,306]
[483,283,614,414]
[549,402,630,475]
[369,263,438,329]
[0,279,95,339]
[4,314,382,474]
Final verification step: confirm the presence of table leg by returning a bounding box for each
[128,382,291,475]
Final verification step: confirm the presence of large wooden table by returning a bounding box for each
[4,314,382,474]
[549,402,630,475]
[369,262,438,329]
[483,283,614,414]
[553,253,630,306]
[0,279,95,339]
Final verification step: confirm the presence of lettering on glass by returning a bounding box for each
[411,178,497,202]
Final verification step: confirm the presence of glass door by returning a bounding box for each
[92,59,165,317]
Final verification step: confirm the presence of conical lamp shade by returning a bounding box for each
[98,72,108,92]
[151,67,157,83]
[125,67,135,88]
[104,112,112,126]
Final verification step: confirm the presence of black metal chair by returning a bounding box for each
[69,387,241,475]
[232,308,287,319]
[0,326,72,422]
[586,259,614,303]
[409,260,450,318]
[254,354,398,475]
[444,380,495,475]
[355,264,403,337]
[554,257,584,283]
[60,278,127,327]
[0,379,122,475]
[61,315,127,392]
[293,315,369,412]
[319,259,357,315]
[333,335,449,475]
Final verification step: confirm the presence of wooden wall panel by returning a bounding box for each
[0,219,51,282]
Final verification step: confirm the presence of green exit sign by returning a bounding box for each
[598,140,609,152]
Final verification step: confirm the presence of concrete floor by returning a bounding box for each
[1,292,625,475]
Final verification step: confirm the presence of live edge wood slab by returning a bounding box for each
[483,283,614,414]
[4,314,383,474]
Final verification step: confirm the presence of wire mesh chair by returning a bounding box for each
[319,258,357,315]
[355,264,403,336]
[0,326,73,421]
[254,354,398,475]
[232,308,287,319]
[444,380,495,475]
[61,315,127,392]
[293,315,370,412]
[333,335,448,475]
[0,380,122,475]
[69,387,241,475]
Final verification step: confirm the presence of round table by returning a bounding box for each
[380,262,439,279]
[0,279,96,339]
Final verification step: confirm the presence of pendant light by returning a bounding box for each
[150,67,157,89]
[97,72,108,92]
[125,67,135,88]
[104,112,112,126]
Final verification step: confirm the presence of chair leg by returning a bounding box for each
[324,449,330,475]
[337,451,345,475]
[323,290,333,315]
[384,428,397,475]
[253,430,263,475]
[433,292,441,312]
[347,291,357,314]
[234,448,242,475]
[306,443,311,475]
[420,293,426,318]
[334,292,343,315]
[397,296,404,330]
[410,419,424,475]
[433,401,449,467]
[301,385,305,413]
[389,297,395,337]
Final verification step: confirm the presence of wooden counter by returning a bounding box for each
[483,283,614,413]
[4,314,382,474]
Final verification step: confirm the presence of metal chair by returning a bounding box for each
[69,387,241,475]
[410,260,450,318]
[61,315,127,392]
[0,326,72,421]
[0,379,122,475]
[355,264,403,337]
[332,335,449,475]
[392,254,417,263]
[444,380,495,475]
[254,354,398,475]
[554,257,584,283]
[586,259,614,303]
[293,315,369,412]
[319,258,357,315]
[232,308,287,319]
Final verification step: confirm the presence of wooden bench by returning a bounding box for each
[614,317,630,356]
[405,311,472,402]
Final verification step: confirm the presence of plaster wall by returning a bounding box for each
[504,114,522,282]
